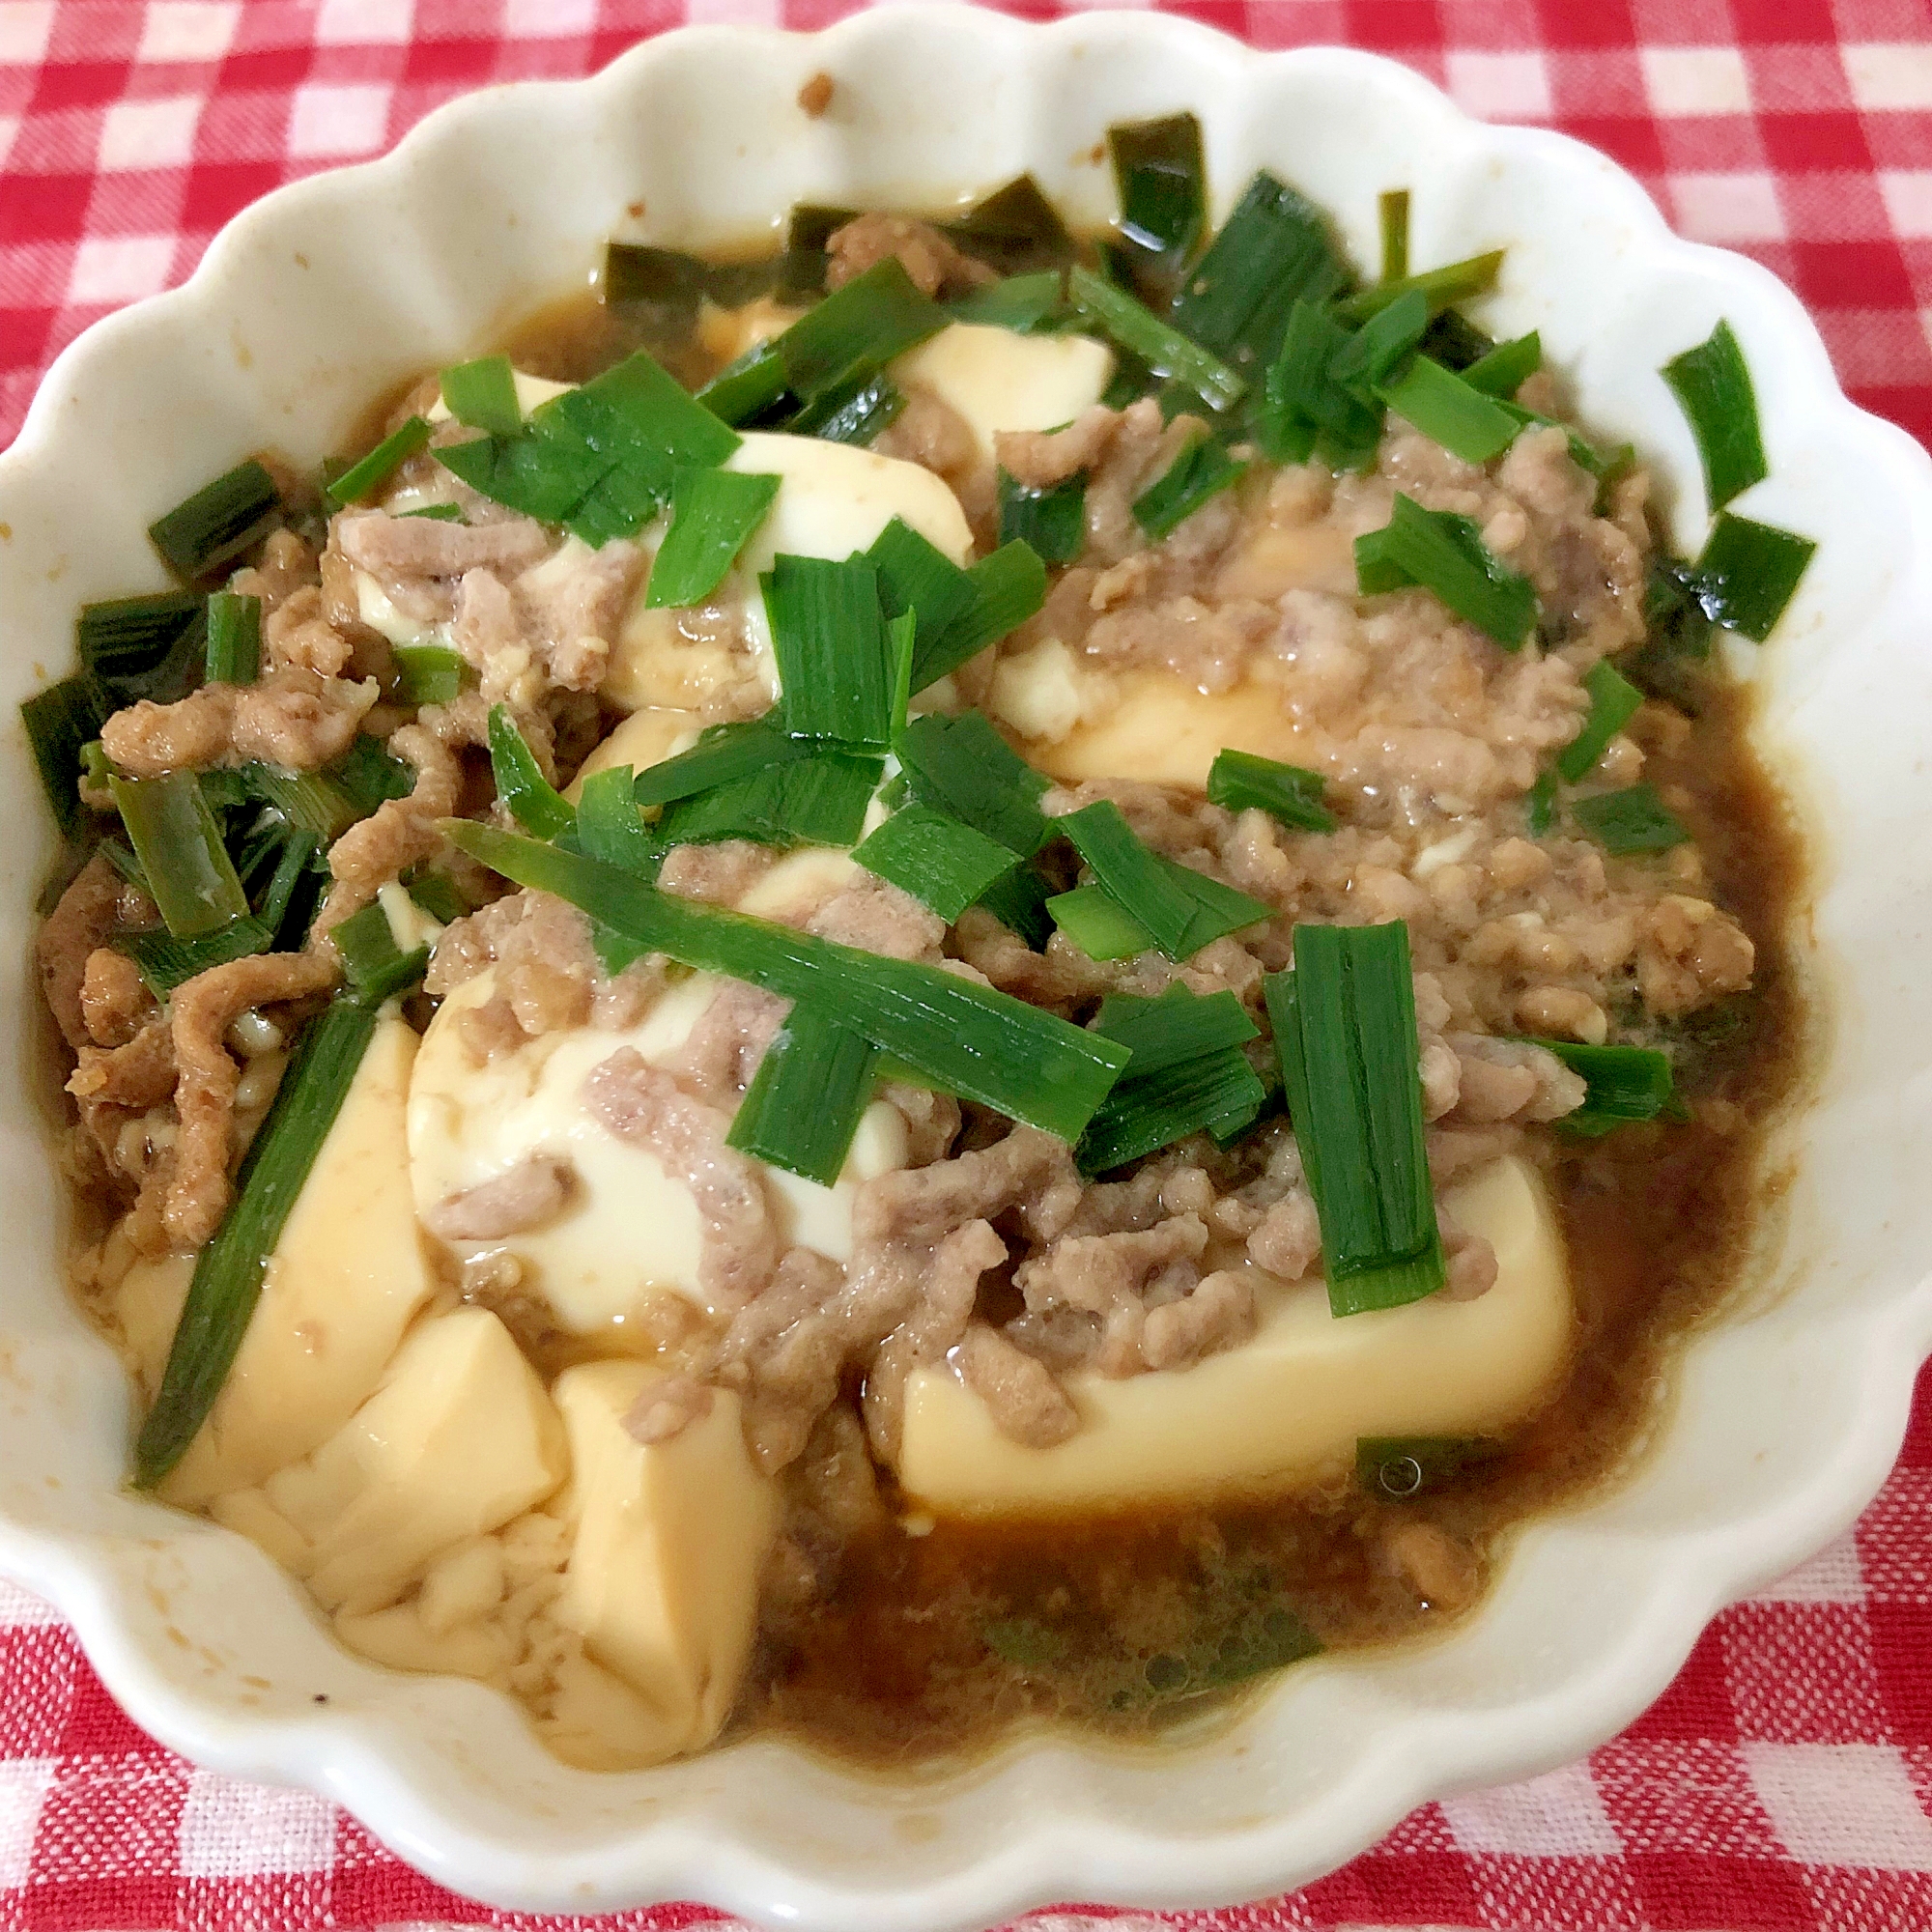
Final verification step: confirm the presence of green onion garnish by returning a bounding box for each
[323,733,413,816]
[908,541,1049,693]
[1265,922,1445,1317]
[149,459,281,581]
[435,425,613,528]
[1047,882,1151,961]
[1066,267,1244,413]
[1376,355,1522,466]
[766,554,895,746]
[22,676,110,836]
[110,770,252,939]
[973,856,1059,949]
[440,355,523,438]
[787,366,907,446]
[726,1005,879,1186]
[390,642,466,707]
[867,516,976,662]
[226,759,365,841]
[1378,189,1409,283]
[1690,511,1815,642]
[895,710,1050,855]
[1259,300,1377,469]
[134,1000,379,1486]
[576,765,662,878]
[998,468,1086,565]
[630,716,812,809]
[445,824,1130,1142]
[1526,1037,1678,1137]
[114,914,273,1001]
[942,175,1077,276]
[1206,748,1335,833]
[1110,113,1207,273]
[1354,492,1540,649]
[1356,1435,1501,1499]
[644,467,781,610]
[948,270,1066,333]
[77,590,207,703]
[204,591,261,686]
[1557,658,1644,783]
[328,418,432,507]
[330,898,431,1006]
[1662,320,1767,513]
[1327,288,1431,395]
[1336,249,1504,326]
[696,340,789,427]
[775,256,948,402]
[853,804,1019,922]
[1094,984,1260,1073]
[1571,781,1690,856]
[1131,432,1249,540]
[544,348,740,473]
[1463,330,1541,399]
[399,502,465,522]
[1525,766,1557,838]
[402,867,467,925]
[657,747,883,852]
[254,828,324,948]
[486,704,574,840]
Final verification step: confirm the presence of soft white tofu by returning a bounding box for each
[895,1156,1575,1518]
[563,705,705,803]
[113,1017,440,1508]
[551,1359,779,1756]
[890,322,1115,465]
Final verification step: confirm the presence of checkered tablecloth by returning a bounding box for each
[5,2,1932,1928]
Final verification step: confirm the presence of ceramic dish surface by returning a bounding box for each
[3,10,1931,1926]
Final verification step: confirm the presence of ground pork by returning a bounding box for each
[824,213,997,298]
[79,949,154,1048]
[313,723,463,937]
[424,1152,576,1240]
[100,666,379,776]
[39,856,127,1051]
[954,1323,1079,1447]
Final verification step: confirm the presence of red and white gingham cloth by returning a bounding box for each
[6,3,1932,1928]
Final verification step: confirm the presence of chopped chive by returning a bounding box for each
[1354,493,1540,649]
[1356,1435,1502,1499]
[328,418,432,507]
[853,804,1019,922]
[403,867,468,925]
[1066,267,1245,413]
[149,459,281,581]
[1328,288,1431,396]
[576,765,662,878]
[1526,1037,1678,1137]
[76,590,207,703]
[1557,658,1645,782]
[114,914,273,1001]
[765,554,895,746]
[399,502,465,522]
[997,469,1086,564]
[696,340,790,427]
[1463,330,1542,399]
[1077,993,1266,1173]
[1525,766,1557,838]
[1093,984,1260,1073]
[435,426,613,527]
[330,899,430,1006]
[325,733,414,816]
[942,175,1077,276]
[631,716,813,809]
[1376,355,1522,465]
[22,676,111,836]
[1048,882,1153,960]
[775,257,949,401]
[887,610,916,746]
[726,1005,879,1186]
[867,516,976,662]
[220,764,357,843]
[1259,299,1377,469]
[440,355,523,438]
[1690,511,1815,642]
[134,1001,379,1486]
[110,770,252,939]
[657,746,882,851]
[255,828,323,948]
[1662,320,1767,512]
[1131,431,1249,540]
[788,204,859,253]
[1265,922,1445,1317]
[908,540,1050,693]
[1337,249,1505,326]
[948,270,1066,332]
[1378,189,1409,283]
[645,467,781,610]
[545,348,741,473]
[602,242,815,311]
[1207,748,1335,833]
[445,823,1131,1142]
[787,365,906,445]
[486,704,574,839]
[1571,781,1690,855]
[895,710,1050,855]
[390,642,466,707]
[973,856,1059,948]
[1110,113,1207,272]
[204,591,261,685]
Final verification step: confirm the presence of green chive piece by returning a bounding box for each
[110,770,252,939]
[1463,330,1542,399]
[255,828,324,948]
[1356,1435,1501,1499]
[1131,432,1249,541]
[696,339,790,426]
[1571,781,1690,855]
[895,710,1050,855]
[630,716,812,809]
[645,468,781,610]
[1259,299,1378,469]
[434,426,613,527]
[1353,492,1541,649]
[997,468,1086,565]
[399,502,465,522]
[1066,266,1245,413]
[223,764,358,843]
[1527,1037,1679,1136]
[1525,766,1557,838]
[1662,320,1767,512]
[486,704,574,840]
[942,175,1077,276]
[149,459,282,581]
[1419,308,1496,373]
[134,1001,379,1486]
[390,642,466,707]
[948,270,1066,333]
[1265,922,1445,1317]
[1094,984,1261,1072]
[853,804,1020,922]
[765,554,895,746]
[77,590,207,703]
[440,355,524,438]
[726,1005,879,1186]
[547,348,741,473]
[867,517,976,662]
[1690,511,1816,642]
[204,591,262,686]
[1047,883,1154,961]
[22,677,111,836]
[1557,658,1645,783]
[324,733,414,816]
[1110,113,1207,272]
[1060,799,1271,960]
[973,856,1059,948]
[657,746,883,851]
[1337,249,1505,326]
[1328,289,1431,396]
[1376,355,1523,465]
[1378,189,1410,283]
[1207,749,1336,833]
[330,899,431,1006]
[786,365,904,446]
[576,766,662,878]
[403,867,468,925]
[114,914,273,1001]
[328,418,432,507]
[909,541,1050,693]
[775,257,949,402]
[444,824,1131,1142]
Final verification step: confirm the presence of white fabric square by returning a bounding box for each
[1844,43,1932,110]
[503,0,597,34]
[314,0,413,44]
[0,1577,61,1628]
[1881,170,1932,238]
[288,81,391,158]
[1747,1743,1932,1868]
[1444,51,1553,123]
[135,1,239,63]
[1670,171,1787,242]
[0,1760,56,1890]
[1752,1530,1865,1605]
[177,1768,336,1878]
[69,235,177,303]
[98,95,202,171]
[0,2,55,65]
[682,0,784,23]
[1641,46,1752,116]
[1439,1759,1623,1858]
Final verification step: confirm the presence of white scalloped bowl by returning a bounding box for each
[2,11,1930,1926]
